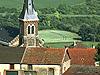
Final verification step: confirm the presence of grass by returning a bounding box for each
[0,0,85,9]
[39,30,81,43]
[45,42,73,48]
[38,30,99,48]
[44,41,99,48]
[82,41,99,48]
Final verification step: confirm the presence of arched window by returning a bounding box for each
[28,26,31,34]
[27,25,35,34]
[32,26,34,34]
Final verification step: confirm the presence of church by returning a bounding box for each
[0,0,71,75]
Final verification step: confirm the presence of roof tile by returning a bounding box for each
[68,48,96,65]
[22,48,70,64]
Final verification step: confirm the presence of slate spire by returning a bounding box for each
[19,0,39,21]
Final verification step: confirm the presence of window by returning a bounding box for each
[27,25,35,34]
[6,71,18,75]
[28,64,33,70]
[28,26,31,34]
[10,64,14,69]
[32,26,34,34]
[48,68,54,75]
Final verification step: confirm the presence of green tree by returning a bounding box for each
[78,24,92,41]
[95,43,100,62]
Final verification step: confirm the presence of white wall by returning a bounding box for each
[21,64,61,75]
[33,65,61,75]
[0,63,70,75]
[14,64,20,70]
[62,60,71,74]
[0,64,20,75]
[0,64,9,75]
[21,64,28,70]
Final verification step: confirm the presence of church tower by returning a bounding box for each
[19,0,40,47]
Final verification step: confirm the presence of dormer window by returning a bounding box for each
[28,24,35,34]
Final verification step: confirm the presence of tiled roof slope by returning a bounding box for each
[68,48,96,65]
[63,65,100,75]
[0,46,25,63]
[22,48,70,64]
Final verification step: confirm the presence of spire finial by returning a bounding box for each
[19,0,39,21]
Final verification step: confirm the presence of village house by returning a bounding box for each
[0,0,71,75]
[68,42,96,66]
[0,0,98,75]
[0,45,70,75]
[62,42,99,75]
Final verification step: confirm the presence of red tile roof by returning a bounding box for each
[22,48,70,64]
[63,65,100,75]
[68,48,96,65]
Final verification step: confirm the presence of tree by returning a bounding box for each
[78,24,92,41]
[95,43,100,62]
[96,43,100,54]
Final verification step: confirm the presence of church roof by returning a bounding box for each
[68,48,96,65]
[19,0,39,21]
[0,46,25,64]
[22,48,70,64]
[0,46,70,64]
[0,43,96,65]
[0,26,19,43]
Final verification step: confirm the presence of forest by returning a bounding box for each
[0,0,100,42]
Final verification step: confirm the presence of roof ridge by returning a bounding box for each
[62,48,69,63]
[21,47,27,63]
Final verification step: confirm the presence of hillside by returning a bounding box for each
[0,0,85,9]
[39,30,81,43]
[38,30,99,48]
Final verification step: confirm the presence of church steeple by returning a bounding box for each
[19,0,39,21]
[19,0,40,47]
